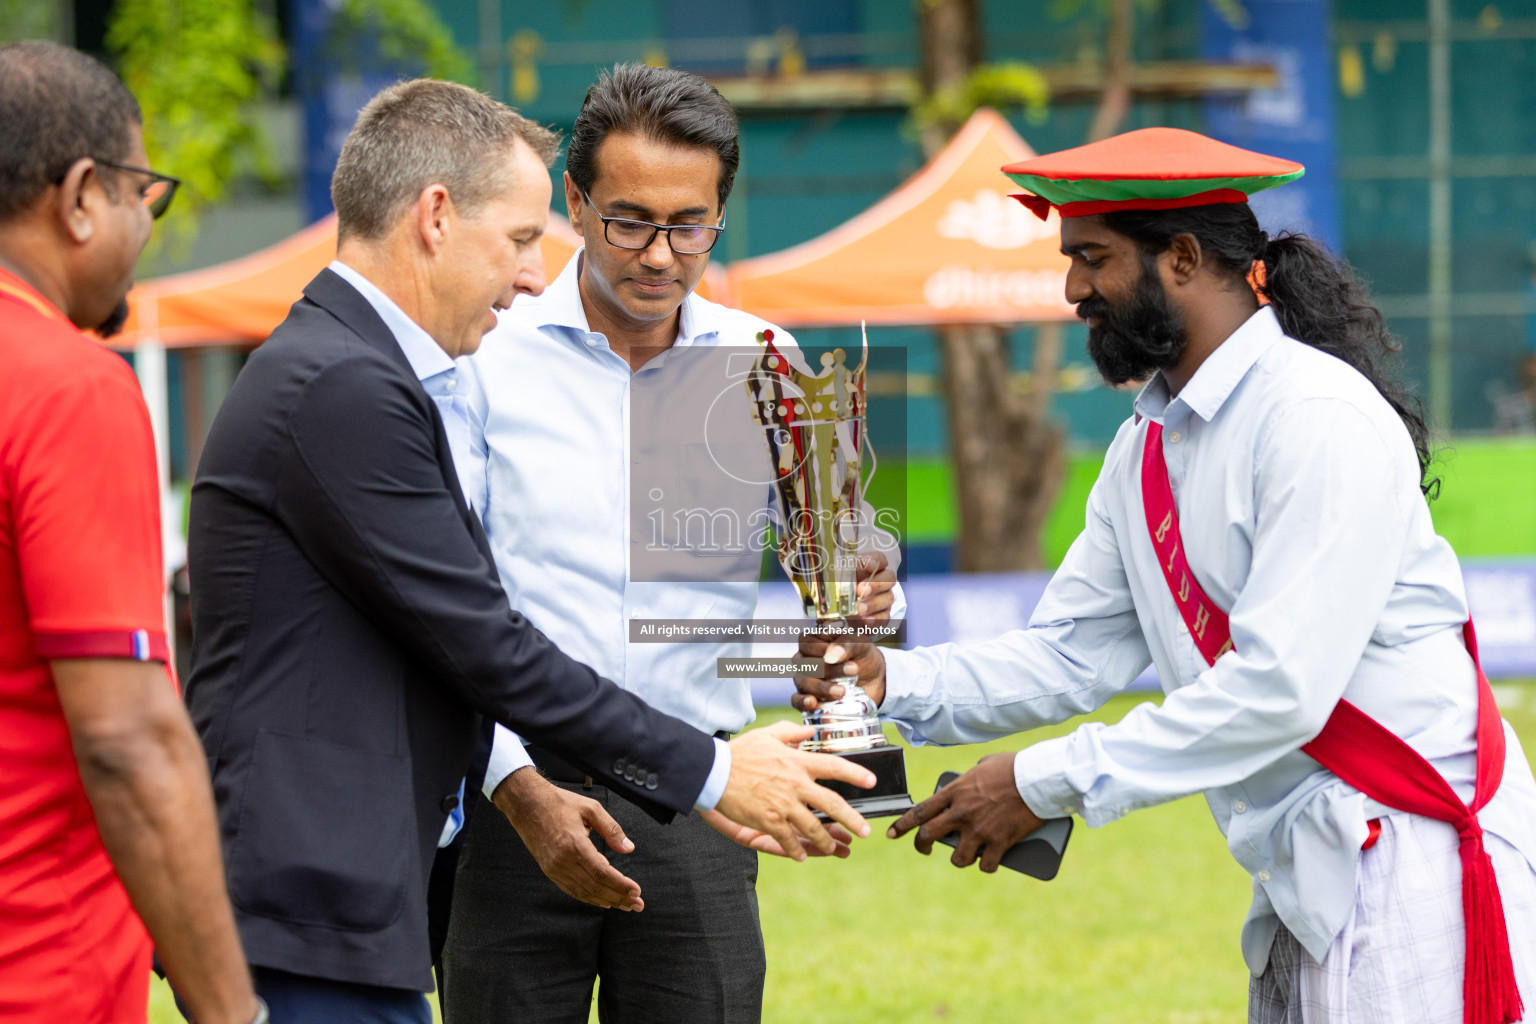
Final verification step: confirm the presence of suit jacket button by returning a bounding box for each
[441,794,460,813]
[623,766,636,782]
[614,758,627,774]
[646,774,659,790]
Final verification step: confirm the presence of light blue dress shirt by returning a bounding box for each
[466,253,903,809]
[879,306,1536,974]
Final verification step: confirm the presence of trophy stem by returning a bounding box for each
[800,622,889,753]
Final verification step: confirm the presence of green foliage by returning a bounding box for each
[104,0,471,252]
[329,0,474,84]
[105,0,283,250]
[909,61,1051,140]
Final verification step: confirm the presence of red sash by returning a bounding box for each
[1140,421,1523,1024]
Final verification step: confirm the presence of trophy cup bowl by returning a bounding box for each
[799,682,885,753]
[745,327,914,819]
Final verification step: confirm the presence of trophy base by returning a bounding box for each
[815,745,914,820]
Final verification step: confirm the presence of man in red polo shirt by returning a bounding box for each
[0,41,260,1024]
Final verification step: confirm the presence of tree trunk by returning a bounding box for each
[939,324,1065,571]
[917,0,982,151]
[918,0,1065,572]
[1086,0,1135,142]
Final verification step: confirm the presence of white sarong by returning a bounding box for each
[1249,814,1536,1024]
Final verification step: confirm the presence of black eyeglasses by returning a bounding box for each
[581,190,725,255]
[54,158,181,219]
[98,160,181,219]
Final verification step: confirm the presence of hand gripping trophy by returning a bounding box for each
[745,326,914,817]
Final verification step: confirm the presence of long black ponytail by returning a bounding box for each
[1102,204,1438,496]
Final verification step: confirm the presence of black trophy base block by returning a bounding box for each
[815,745,914,820]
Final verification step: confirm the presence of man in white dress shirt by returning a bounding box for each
[440,65,898,1024]
[801,130,1536,1024]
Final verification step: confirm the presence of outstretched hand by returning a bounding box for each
[714,721,874,862]
[700,809,854,859]
[887,753,1044,873]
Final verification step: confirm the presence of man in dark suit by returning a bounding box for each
[185,78,871,1024]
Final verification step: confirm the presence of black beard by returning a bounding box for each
[1080,261,1188,386]
[94,298,130,339]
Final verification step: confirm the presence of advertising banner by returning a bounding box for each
[1201,0,1342,252]
[748,562,1536,704]
[290,0,403,224]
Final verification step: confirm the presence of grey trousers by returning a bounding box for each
[440,780,765,1024]
[1249,924,1308,1024]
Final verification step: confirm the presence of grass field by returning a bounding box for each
[147,680,1536,1023]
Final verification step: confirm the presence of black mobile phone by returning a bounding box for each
[930,770,1073,880]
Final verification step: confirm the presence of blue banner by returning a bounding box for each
[289,0,409,225]
[747,561,1536,705]
[1201,0,1342,253]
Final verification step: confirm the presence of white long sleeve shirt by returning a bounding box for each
[880,305,1536,973]
[468,253,902,805]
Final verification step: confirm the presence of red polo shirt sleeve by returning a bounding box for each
[14,361,169,662]
[1,278,161,1023]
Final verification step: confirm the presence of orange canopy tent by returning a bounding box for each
[116,107,1061,345]
[114,211,647,348]
[726,108,1074,327]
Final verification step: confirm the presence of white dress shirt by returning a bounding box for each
[879,306,1536,973]
[467,253,903,807]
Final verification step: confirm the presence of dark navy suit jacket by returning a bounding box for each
[185,269,714,990]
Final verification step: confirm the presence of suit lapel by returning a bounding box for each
[303,268,415,376]
[302,269,487,551]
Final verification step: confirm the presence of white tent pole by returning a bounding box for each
[134,339,170,490]
[131,294,176,665]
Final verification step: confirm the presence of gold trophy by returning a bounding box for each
[745,325,913,817]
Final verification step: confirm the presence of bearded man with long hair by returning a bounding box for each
[799,129,1536,1024]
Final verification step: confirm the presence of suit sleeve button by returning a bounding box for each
[613,758,626,774]
[646,774,659,790]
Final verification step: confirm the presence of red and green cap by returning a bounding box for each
[1001,127,1304,221]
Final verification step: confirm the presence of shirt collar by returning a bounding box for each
[513,248,718,349]
[0,266,67,323]
[328,260,454,383]
[1134,304,1283,423]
